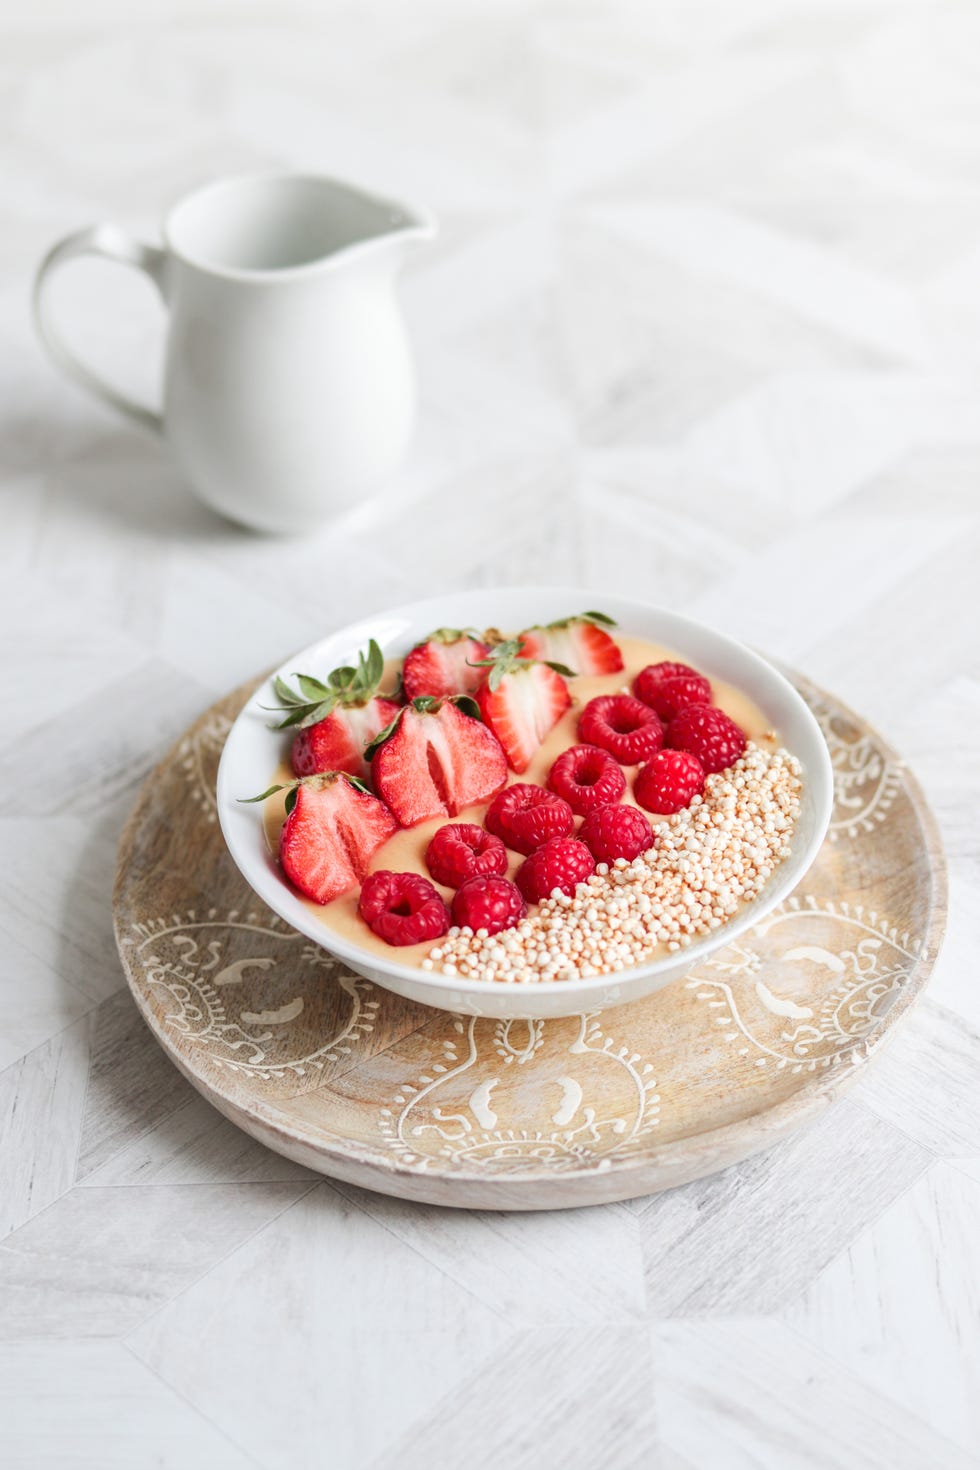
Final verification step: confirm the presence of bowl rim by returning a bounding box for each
[216,586,834,1000]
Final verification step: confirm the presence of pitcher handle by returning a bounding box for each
[33,224,168,435]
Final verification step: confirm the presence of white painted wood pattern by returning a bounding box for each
[110,672,944,1208]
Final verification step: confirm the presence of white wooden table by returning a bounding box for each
[2,2,978,1466]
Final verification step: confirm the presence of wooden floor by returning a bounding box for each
[2,1,979,1465]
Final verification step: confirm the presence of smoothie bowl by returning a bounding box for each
[216,589,833,1019]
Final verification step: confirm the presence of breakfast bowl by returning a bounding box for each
[216,588,834,1019]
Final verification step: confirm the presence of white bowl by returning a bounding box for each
[216,588,833,1019]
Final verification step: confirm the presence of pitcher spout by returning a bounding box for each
[164,172,435,280]
[372,197,437,261]
[307,176,436,270]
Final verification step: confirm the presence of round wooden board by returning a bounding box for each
[113,672,947,1210]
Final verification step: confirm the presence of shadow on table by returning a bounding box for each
[1,410,254,545]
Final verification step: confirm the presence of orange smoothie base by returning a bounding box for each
[263,634,781,972]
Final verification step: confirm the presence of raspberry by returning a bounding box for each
[358,871,450,946]
[451,874,527,936]
[425,822,508,889]
[485,783,574,855]
[515,837,596,904]
[578,695,663,765]
[634,661,712,722]
[579,804,654,864]
[667,706,747,774]
[547,743,626,816]
[635,659,693,688]
[634,749,705,814]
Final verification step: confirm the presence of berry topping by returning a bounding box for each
[268,640,400,782]
[402,629,490,702]
[667,705,747,774]
[358,870,450,946]
[634,661,712,723]
[634,659,698,692]
[485,783,575,855]
[474,640,573,773]
[451,875,527,936]
[515,837,596,905]
[257,773,397,906]
[579,804,655,865]
[518,611,623,676]
[634,749,706,814]
[370,698,507,826]
[425,822,508,889]
[291,696,401,781]
[578,695,664,765]
[547,743,626,816]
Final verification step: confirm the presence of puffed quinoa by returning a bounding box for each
[427,743,803,984]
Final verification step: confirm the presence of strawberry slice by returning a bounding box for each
[370,698,507,826]
[243,773,398,906]
[291,697,401,781]
[267,640,400,782]
[474,640,573,773]
[518,611,623,676]
[402,628,490,701]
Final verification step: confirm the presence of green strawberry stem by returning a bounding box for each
[469,637,576,693]
[525,609,618,632]
[263,639,390,730]
[239,771,371,812]
[363,693,483,761]
[411,625,483,647]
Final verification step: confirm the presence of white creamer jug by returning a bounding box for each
[34,173,436,532]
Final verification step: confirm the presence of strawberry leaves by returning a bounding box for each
[471,637,576,692]
[266,639,388,729]
[411,626,483,648]
[363,708,406,761]
[363,694,485,760]
[239,771,372,812]
[526,609,618,633]
[449,693,482,722]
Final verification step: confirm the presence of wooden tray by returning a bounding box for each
[113,672,947,1210]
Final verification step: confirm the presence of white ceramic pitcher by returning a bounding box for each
[33,174,436,533]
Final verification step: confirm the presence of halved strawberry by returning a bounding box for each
[474,641,573,773]
[402,628,490,701]
[244,773,398,906]
[370,697,507,827]
[291,697,401,781]
[518,611,623,676]
[267,640,400,782]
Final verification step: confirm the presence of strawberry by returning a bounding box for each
[578,695,664,765]
[268,640,400,782]
[518,611,623,676]
[473,640,573,773]
[579,804,654,865]
[425,823,508,889]
[242,772,397,906]
[634,661,712,723]
[515,837,596,904]
[667,706,746,774]
[451,875,526,936]
[358,871,450,946]
[547,743,626,816]
[634,749,705,814]
[370,697,507,827]
[485,783,574,855]
[291,697,401,781]
[402,628,490,702]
